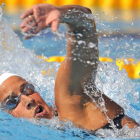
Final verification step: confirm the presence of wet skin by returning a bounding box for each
[0,76,52,119]
[0,76,138,129]
[0,4,138,131]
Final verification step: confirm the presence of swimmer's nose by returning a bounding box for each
[27,98,36,110]
[20,95,36,109]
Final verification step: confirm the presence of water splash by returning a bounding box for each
[0,3,5,20]
[0,7,59,106]
[0,7,140,139]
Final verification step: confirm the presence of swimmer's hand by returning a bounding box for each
[20,4,61,39]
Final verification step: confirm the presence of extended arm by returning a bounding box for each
[55,5,98,96]
[55,5,124,124]
[20,3,98,99]
[20,4,126,130]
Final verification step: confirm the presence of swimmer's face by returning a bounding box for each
[0,76,52,119]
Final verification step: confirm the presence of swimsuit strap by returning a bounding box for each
[113,114,124,129]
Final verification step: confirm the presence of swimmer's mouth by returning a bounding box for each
[35,105,47,117]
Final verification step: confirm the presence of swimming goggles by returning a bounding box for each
[1,83,35,111]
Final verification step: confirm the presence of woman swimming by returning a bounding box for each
[0,4,139,131]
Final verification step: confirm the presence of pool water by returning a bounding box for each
[0,7,140,140]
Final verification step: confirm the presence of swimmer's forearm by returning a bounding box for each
[57,5,93,32]
[58,5,92,15]
[61,6,98,62]
[57,5,98,68]
[56,5,98,95]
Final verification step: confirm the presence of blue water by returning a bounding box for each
[0,8,140,140]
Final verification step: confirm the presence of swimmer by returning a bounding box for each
[0,4,139,131]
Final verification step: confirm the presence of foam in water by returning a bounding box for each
[0,6,140,139]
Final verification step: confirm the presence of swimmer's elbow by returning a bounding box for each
[77,6,92,14]
[70,5,92,14]
[84,7,92,14]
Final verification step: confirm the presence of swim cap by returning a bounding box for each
[0,73,17,85]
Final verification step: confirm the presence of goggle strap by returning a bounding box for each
[16,93,24,102]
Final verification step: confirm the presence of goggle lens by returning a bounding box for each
[23,84,35,95]
[2,98,17,110]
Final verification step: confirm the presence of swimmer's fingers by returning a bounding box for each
[24,35,36,40]
[23,30,38,40]
[21,22,37,33]
[21,8,33,19]
[51,20,60,32]
[34,24,51,34]
[46,18,60,32]
[20,16,36,28]
[23,24,51,40]
[45,10,61,32]
[23,20,59,40]
[33,7,41,21]
[22,24,40,40]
